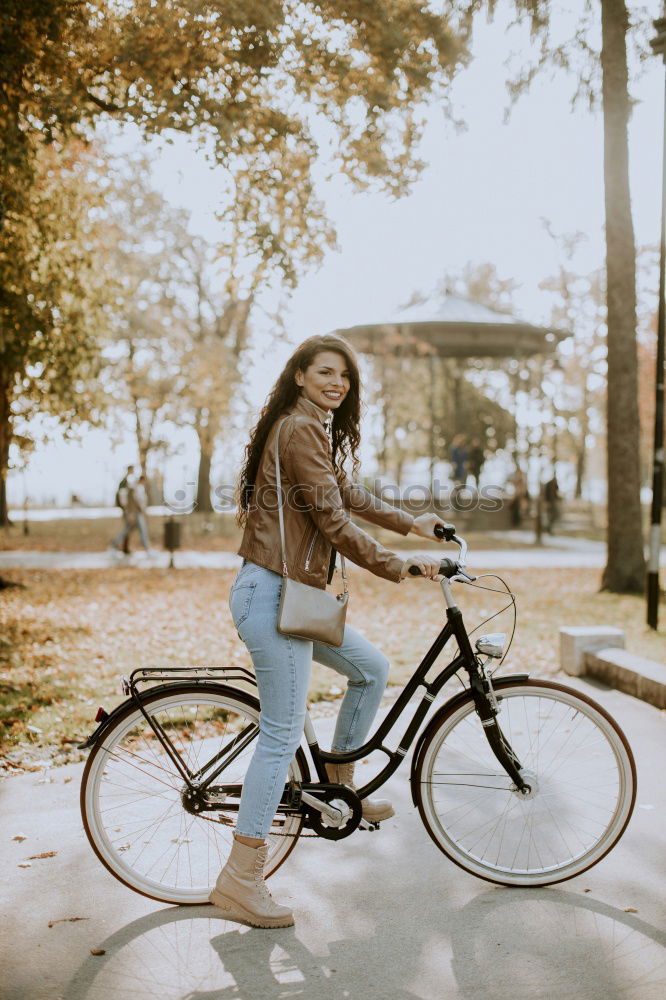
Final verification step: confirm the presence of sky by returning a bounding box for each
[9,0,664,507]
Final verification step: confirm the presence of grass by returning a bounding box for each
[1,564,664,774]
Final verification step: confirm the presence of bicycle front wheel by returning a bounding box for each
[414,679,636,887]
[81,684,308,904]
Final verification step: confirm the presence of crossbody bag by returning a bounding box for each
[274,416,348,647]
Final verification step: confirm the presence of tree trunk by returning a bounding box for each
[196,446,213,513]
[195,414,214,513]
[575,446,586,499]
[428,354,436,495]
[0,377,13,527]
[600,0,646,592]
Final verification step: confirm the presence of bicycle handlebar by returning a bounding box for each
[407,557,460,578]
[407,521,468,578]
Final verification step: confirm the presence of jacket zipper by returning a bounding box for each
[304,526,318,571]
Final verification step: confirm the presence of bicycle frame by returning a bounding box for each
[81,573,529,817]
[303,577,526,799]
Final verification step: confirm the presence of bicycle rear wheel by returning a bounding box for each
[414,679,636,886]
[81,683,308,904]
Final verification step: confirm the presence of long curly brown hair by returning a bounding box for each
[236,334,363,527]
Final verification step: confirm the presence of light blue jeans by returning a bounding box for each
[229,558,390,839]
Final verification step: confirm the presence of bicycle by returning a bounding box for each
[79,528,637,904]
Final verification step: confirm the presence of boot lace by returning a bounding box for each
[253,850,273,900]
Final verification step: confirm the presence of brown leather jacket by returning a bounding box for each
[237,393,414,588]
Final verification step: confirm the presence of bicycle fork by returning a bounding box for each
[469,668,528,793]
[446,599,529,795]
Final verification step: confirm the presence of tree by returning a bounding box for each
[1,0,467,516]
[539,232,607,499]
[0,140,108,522]
[97,167,191,482]
[176,150,336,511]
[453,0,648,592]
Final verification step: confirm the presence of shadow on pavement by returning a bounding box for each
[61,887,666,1000]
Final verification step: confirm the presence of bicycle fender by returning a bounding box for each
[76,682,259,749]
[409,673,530,807]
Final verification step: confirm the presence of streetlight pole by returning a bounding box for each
[647,12,666,629]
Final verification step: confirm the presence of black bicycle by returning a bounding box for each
[79,529,636,903]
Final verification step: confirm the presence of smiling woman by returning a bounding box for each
[206,334,453,928]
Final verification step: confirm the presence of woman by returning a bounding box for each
[210,334,449,928]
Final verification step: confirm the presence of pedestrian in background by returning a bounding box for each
[134,474,154,554]
[110,465,136,556]
[449,434,468,492]
[468,438,485,490]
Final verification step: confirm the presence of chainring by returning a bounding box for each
[304,784,362,841]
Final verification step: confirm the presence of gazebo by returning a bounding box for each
[329,294,571,521]
[330,294,569,358]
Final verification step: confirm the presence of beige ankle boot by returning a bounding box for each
[209,839,294,928]
[325,760,395,823]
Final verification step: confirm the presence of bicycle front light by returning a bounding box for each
[475,633,506,658]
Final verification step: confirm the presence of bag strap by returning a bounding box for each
[275,416,348,592]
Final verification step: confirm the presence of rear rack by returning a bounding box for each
[121,665,257,697]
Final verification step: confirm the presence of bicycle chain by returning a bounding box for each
[197,812,319,837]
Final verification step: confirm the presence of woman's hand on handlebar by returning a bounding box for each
[400,554,444,581]
[409,514,455,541]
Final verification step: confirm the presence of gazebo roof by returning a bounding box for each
[331,294,570,358]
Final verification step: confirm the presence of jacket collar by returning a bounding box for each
[291,392,333,429]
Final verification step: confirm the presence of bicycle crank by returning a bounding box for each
[301,784,362,840]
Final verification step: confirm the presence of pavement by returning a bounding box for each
[1,676,665,1000]
[0,536,635,570]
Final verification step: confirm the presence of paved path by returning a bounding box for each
[1,676,664,1000]
[0,540,625,570]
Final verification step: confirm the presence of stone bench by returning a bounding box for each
[559,626,666,710]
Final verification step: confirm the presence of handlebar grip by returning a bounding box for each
[434,522,456,541]
[408,558,459,578]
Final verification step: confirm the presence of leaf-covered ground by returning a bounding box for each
[1,565,664,774]
[0,513,544,553]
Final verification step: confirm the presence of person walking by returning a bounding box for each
[134,474,154,554]
[209,334,451,928]
[110,465,136,556]
[468,438,485,490]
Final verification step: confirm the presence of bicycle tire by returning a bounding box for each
[414,678,636,887]
[80,683,309,904]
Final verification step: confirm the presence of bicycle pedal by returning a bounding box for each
[359,819,380,832]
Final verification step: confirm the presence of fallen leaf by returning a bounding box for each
[17,862,31,869]
[27,851,57,860]
[90,949,106,956]
[12,834,27,842]
[582,888,592,893]
[48,917,89,928]
[624,907,638,913]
